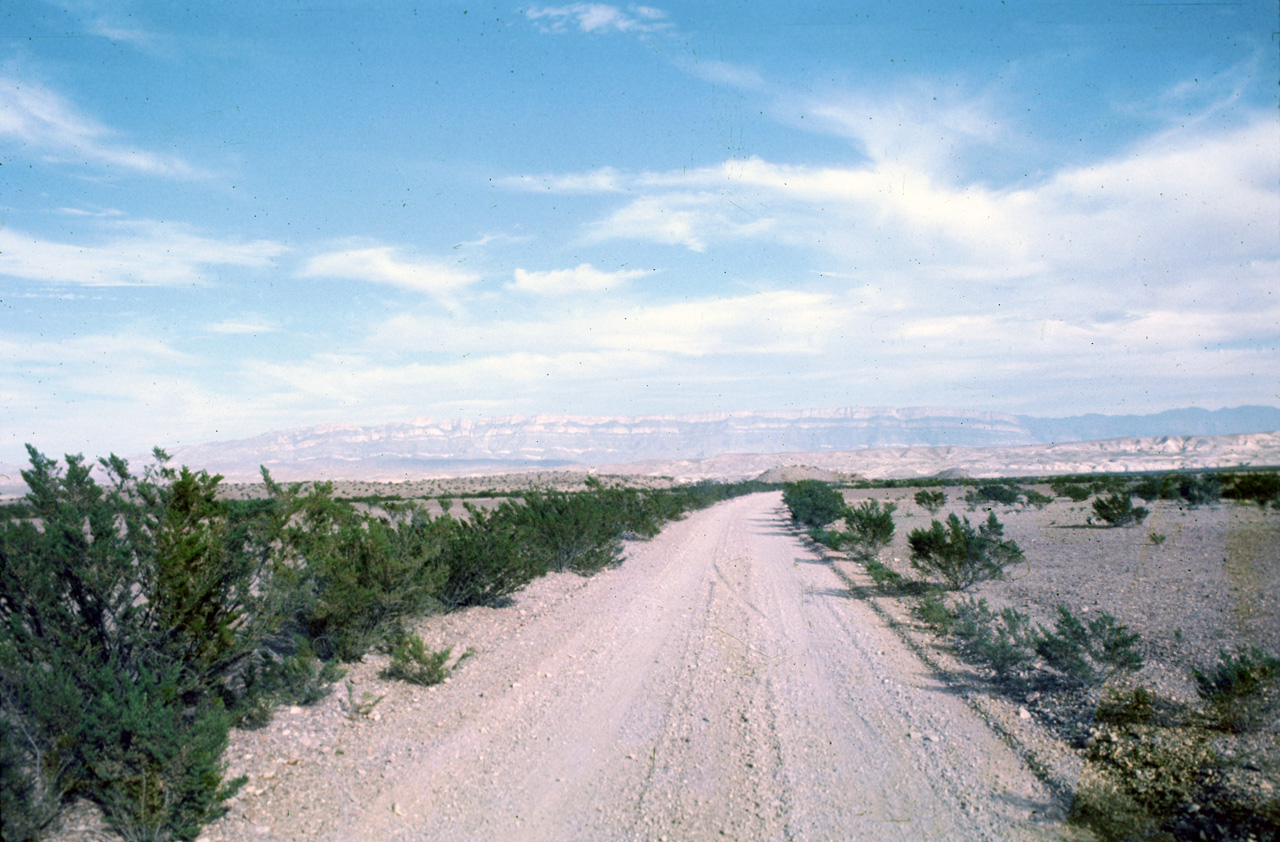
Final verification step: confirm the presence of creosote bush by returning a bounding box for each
[0,448,270,841]
[782,480,846,529]
[1194,646,1280,732]
[1034,605,1143,686]
[907,512,1025,591]
[1090,492,1149,527]
[951,598,1035,680]
[913,489,946,514]
[1053,482,1093,502]
[380,635,463,687]
[842,499,896,558]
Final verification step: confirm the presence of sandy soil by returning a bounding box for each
[197,493,1069,842]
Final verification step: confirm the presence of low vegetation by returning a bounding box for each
[913,489,946,514]
[842,499,897,559]
[0,447,769,841]
[781,480,846,529]
[819,473,1280,842]
[1090,491,1150,527]
[907,512,1026,590]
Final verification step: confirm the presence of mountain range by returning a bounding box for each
[152,405,1280,482]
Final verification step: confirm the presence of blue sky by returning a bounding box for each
[1,1,1277,463]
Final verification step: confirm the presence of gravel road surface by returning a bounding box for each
[205,492,1068,841]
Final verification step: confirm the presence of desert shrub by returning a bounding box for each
[79,661,244,842]
[913,489,947,514]
[913,592,955,633]
[1193,646,1280,732]
[863,559,906,589]
[0,448,294,839]
[1176,474,1221,507]
[380,636,453,686]
[806,527,844,549]
[907,512,1025,591]
[1221,471,1280,506]
[782,480,847,528]
[1034,606,1143,686]
[514,488,624,574]
[1130,474,1179,502]
[842,499,896,557]
[1053,482,1093,502]
[438,502,542,609]
[976,483,1021,506]
[951,598,1035,680]
[1090,492,1149,527]
[1021,489,1054,509]
[282,490,451,661]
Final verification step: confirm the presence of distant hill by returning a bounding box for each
[153,405,1280,482]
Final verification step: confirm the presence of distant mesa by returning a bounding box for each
[154,404,1280,484]
[4,405,1277,496]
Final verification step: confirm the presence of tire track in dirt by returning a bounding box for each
[215,493,1068,841]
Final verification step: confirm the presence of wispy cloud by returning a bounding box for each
[300,245,482,300]
[0,75,202,177]
[525,4,672,35]
[509,263,652,295]
[586,192,775,251]
[205,316,280,335]
[0,222,286,286]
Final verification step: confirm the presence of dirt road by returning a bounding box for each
[210,492,1067,841]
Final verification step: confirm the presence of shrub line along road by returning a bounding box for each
[220,492,1068,841]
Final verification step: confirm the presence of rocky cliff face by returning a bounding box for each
[158,405,1280,482]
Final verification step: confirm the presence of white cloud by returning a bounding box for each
[0,222,286,286]
[499,167,625,192]
[205,316,280,335]
[586,192,775,251]
[0,75,202,177]
[300,246,482,299]
[510,263,651,295]
[370,289,847,358]
[525,4,672,35]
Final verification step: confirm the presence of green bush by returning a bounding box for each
[907,512,1025,590]
[913,489,947,514]
[283,490,451,661]
[1053,482,1093,502]
[1034,606,1143,686]
[1177,474,1221,507]
[1130,474,1179,502]
[806,527,844,549]
[380,636,453,686]
[1193,646,1280,732]
[1220,471,1280,506]
[951,598,1035,680]
[1131,473,1221,508]
[1090,492,1149,527]
[913,592,955,633]
[976,483,1021,506]
[842,499,896,557]
[863,559,906,589]
[0,448,270,840]
[782,481,846,529]
[438,502,542,609]
[514,488,624,574]
[1021,489,1054,509]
